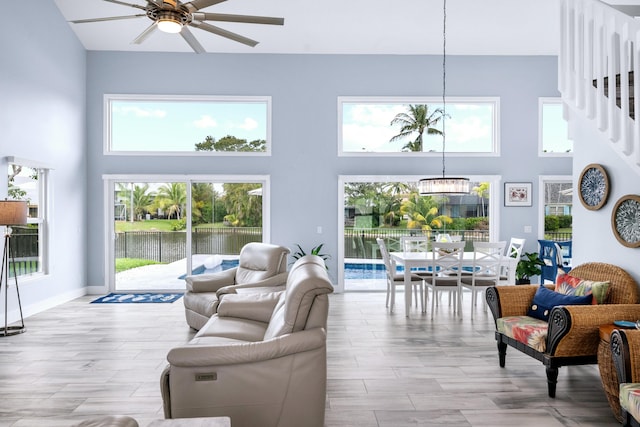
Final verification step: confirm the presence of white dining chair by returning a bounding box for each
[376,238,425,313]
[461,241,506,318]
[500,237,525,284]
[423,241,465,319]
[400,235,430,253]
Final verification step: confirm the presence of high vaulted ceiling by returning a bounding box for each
[53,0,564,55]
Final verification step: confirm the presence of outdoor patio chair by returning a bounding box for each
[538,239,572,283]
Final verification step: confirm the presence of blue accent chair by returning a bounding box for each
[538,239,572,283]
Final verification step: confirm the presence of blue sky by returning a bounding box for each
[110,100,268,151]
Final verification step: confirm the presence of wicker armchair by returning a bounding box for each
[486,262,640,397]
[611,329,640,427]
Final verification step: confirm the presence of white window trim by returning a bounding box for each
[539,97,573,157]
[104,94,272,157]
[102,174,270,293]
[337,174,501,293]
[537,175,572,240]
[5,156,50,279]
[337,96,501,157]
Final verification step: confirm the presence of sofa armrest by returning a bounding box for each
[185,268,237,293]
[167,328,326,367]
[611,329,640,384]
[216,291,283,323]
[486,285,539,321]
[216,271,288,298]
[547,304,640,357]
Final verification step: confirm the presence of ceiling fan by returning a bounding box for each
[70,0,285,53]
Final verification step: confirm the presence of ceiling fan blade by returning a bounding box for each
[192,13,284,26]
[190,21,258,47]
[70,14,146,24]
[183,0,227,13]
[132,22,158,44]
[180,27,206,54]
[103,0,148,11]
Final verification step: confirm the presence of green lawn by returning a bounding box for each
[115,258,162,273]
[116,220,177,232]
[115,220,223,232]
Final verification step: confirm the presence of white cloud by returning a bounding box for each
[448,116,490,143]
[238,117,258,130]
[193,115,218,129]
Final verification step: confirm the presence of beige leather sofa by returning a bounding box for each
[161,255,333,427]
[183,242,290,330]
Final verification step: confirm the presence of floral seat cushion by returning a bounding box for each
[620,383,640,422]
[497,316,549,352]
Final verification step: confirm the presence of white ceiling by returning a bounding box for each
[53,0,565,55]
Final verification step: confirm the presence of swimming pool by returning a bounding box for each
[181,259,448,281]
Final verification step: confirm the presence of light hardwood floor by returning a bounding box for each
[0,291,619,426]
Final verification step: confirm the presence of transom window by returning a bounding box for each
[105,95,271,155]
[339,97,499,155]
[539,98,573,155]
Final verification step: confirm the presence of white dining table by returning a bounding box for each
[389,251,518,317]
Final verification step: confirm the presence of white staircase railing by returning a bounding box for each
[560,0,640,170]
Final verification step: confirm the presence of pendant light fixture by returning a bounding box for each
[418,0,469,196]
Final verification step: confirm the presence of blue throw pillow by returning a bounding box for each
[527,285,593,321]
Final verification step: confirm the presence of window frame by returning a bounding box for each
[338,96,501,157]
[537,175,572,240]
[539,97,573,157]
[104,94,272,156]
[6,156,50,279]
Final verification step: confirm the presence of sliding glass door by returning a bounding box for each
[106,175,268,292]
[339,175,499,291]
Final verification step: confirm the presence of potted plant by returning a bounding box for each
[291,244,331,268]
[515,251,545,284]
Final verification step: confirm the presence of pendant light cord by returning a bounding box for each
[441,0,447,180]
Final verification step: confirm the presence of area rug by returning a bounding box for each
[91,293,183,304]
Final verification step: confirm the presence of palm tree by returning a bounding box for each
[131,184,154,220]
[221,183,262,227]
[400,192,452,231]
[156,183,187,220]
[116,183,154,221]
[471,182,490,217]
[389,104,444,152]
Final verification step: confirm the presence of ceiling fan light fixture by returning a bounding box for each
[157,12,183,33]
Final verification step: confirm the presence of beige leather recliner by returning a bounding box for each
[161,255,333,427]
[183,242,290,330]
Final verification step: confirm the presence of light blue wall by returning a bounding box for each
[0,1,87,315]
[570,108,640,281]
[86,52,570,287]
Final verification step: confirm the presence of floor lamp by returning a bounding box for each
[0,200,27,336]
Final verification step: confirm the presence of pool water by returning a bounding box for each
[182,260,469,281]
[344,262,387,280]
[178,259,239,279]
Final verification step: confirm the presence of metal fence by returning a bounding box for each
[115,227,263,263]
[545,232,573,241]
[344,228,490,259]
[344,229,573,260]
[7,227,39,277]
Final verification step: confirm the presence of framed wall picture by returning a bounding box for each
[504,182,532,207]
